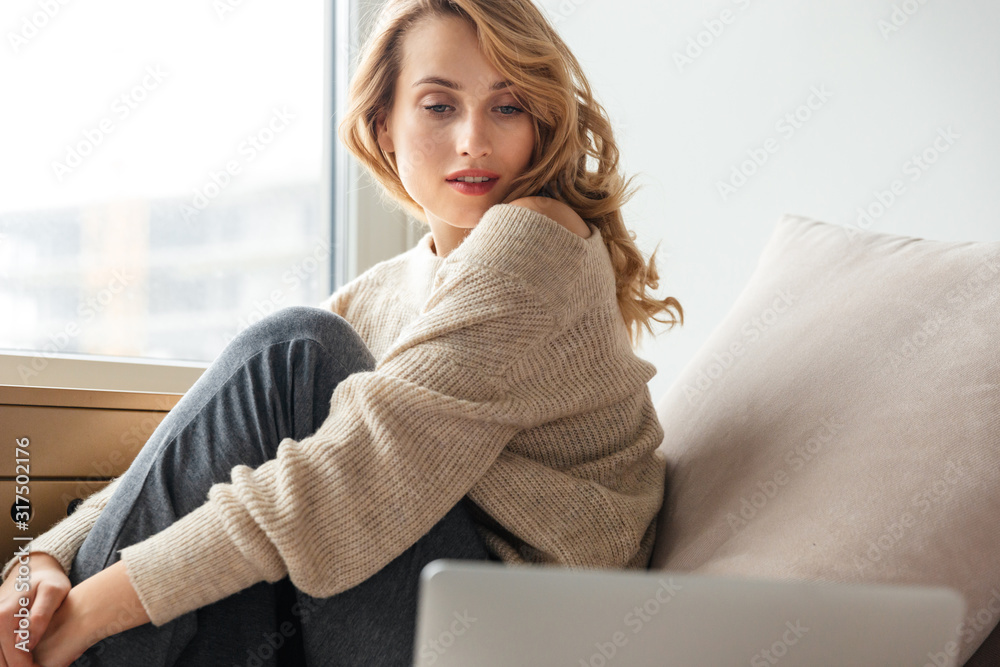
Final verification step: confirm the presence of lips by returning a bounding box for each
[447,177,499,196]
[445,168,501,181]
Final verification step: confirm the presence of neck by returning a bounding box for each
[427,220,473,259]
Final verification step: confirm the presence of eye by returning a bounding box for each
[422,104,526,117]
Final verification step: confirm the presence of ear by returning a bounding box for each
[376,110,395,153]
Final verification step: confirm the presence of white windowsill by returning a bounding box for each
[0,350,207,394]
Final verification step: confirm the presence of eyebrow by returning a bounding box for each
[411,76,513,91]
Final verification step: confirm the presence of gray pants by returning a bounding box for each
[68,306,498,666]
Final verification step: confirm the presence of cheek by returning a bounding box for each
[508,123,536,168]
[397,124,449,178]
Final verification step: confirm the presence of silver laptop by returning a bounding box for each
[413,559,965,667]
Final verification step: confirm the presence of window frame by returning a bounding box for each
[1,0,421,394]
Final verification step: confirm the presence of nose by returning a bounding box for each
[456,111,492,158]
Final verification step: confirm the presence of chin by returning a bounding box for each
[448,206,491,228]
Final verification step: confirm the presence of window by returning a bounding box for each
[0,0,330,368]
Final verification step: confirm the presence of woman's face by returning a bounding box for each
[376,15,536,256]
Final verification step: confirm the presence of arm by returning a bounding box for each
[31,271,351,587]
[0,476,123,583]
[30,560,148,665]
[109,204,591,628]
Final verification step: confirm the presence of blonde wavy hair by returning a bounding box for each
[339,0,683,346]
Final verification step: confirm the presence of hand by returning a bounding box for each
[30,587,102,667]
[35,560,150,667]
[0,551,71,667]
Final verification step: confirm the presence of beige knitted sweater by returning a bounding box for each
[1,203,667,627]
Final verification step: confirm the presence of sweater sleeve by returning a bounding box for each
[117,203,591,627]
[0,280,356,585]
[0,279,358,585]
[0,476,123,582]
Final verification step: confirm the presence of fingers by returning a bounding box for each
[0,570,71,667]
[23,581,70,652]
[0,552,75,667]
[0,598,37,667]
[0,630,34,667]
[0,587,26,667]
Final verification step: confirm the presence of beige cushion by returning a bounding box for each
[650,214,1000,665]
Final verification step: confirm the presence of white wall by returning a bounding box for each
[536,0,1000,401]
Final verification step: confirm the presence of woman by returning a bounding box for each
[0,0,682,664]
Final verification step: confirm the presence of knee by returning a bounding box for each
[271,305,348,337]
[232,306,369,361]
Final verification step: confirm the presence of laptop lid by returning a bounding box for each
[413,559,965,667]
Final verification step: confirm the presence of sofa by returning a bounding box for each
[645,214,999,666]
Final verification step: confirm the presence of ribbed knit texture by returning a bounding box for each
[1,477,124,581]
[1,204,667,627]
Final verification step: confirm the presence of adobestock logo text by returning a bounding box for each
[51,65,168,183]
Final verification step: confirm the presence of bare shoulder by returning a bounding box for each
[508,196,592,239]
